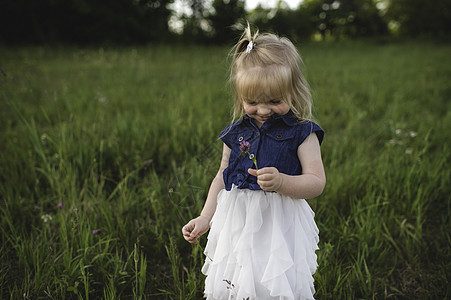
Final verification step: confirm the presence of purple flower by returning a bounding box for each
[57,202,63,209]
[239,141,258,170]
[92,229,101,234]
[238,140,265,195]
[34,206,41,211]
[239,141,251,153]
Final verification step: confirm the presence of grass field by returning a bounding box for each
[1,40,450,299]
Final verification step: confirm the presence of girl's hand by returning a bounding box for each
[248,167,283,192]
[182,215,210,244]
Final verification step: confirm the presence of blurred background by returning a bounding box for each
[1,1,450,299]
[1,0,450,45]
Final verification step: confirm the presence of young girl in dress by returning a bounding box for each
[182,25,326,300]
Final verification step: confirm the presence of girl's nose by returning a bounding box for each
[257,105,271,115]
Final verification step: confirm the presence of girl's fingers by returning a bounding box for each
[183,229,198,243]
[256,173,271,181]
[182,223,195,237]
[258,173,277,183]
[249,168,279,190]
[249,168,274,177]
[247,168,258,176]
[190,228,199,238]
[186,234,198,244]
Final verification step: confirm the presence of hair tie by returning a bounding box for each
[246,41,254,53]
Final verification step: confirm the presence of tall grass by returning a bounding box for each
[1,41,450,299]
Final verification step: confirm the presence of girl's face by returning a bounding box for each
[243,98,290,128]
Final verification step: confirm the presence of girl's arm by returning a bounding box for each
[182,143,231,244]
[248,133,326,199]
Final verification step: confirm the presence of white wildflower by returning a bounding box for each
[41,214,53,223]
[388,139,398,145]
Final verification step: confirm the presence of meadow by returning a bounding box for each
[0,40,450,299]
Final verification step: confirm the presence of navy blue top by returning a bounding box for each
[219,110,324,191]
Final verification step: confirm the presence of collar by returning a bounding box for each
[240,109,299,127]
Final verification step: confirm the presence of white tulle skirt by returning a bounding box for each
[202,186,319,300]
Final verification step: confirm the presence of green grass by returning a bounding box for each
[1,41,450,299]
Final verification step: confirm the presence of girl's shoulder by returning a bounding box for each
[218,115,324,146]
[273,111,324,145]
[269,111,324,145]
[292,120,324,146]
[219,115,256,136]
[219,119,252,148]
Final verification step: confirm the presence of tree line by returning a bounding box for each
[0,0,450,45]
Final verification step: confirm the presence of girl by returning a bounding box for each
[182,25,326,300]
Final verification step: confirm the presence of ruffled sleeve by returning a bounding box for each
[218,123,235,148]
[298,121,324,146]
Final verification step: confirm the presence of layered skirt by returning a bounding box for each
[202,186,319,300]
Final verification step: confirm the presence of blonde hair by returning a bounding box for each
[229,25,313,123]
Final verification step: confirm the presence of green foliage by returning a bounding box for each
[387,0,451,37]
[209,0,247,43]
[302,0,389,39]
[1,0,449,45]
[248,3,316,42]
[0,41,450,298]
[0,0,174,44]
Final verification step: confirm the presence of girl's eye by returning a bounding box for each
[270,99,281,104]
[246,101,257,105]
